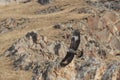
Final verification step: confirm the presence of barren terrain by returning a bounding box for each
[0,0,120,80]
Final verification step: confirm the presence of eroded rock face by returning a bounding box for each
[4,29,120,80]
[4,1,120,80]
[5,31,67,70]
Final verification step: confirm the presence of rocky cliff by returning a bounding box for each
[0,0,120,80]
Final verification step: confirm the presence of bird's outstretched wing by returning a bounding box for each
[60,29,80,67]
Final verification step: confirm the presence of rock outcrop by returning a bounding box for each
[4,0,120,80]
[0,18,30,33]
[4,28,120,80]
[86,0,120,11]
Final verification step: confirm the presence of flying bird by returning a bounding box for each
[60,29,80,67]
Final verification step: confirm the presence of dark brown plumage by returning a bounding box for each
[60,29,80,67]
